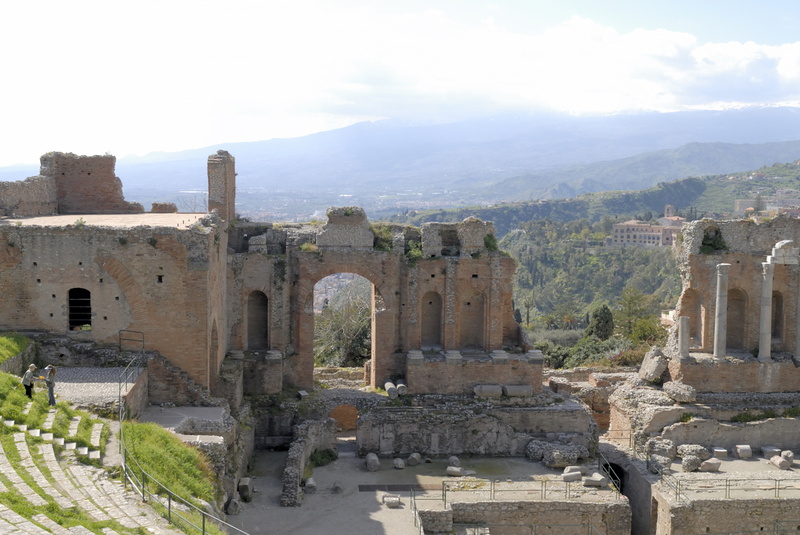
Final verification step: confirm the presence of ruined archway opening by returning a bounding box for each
[247,290,269,350]
[68,288,92,330]
[727,288,747,350]
[772,291,784,344]
[313,274,374,376]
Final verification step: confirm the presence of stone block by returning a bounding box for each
[406,351,424,365]
[782,450,795,464]
[491,350,508,364]
[226,497,241,515]
[448,456,461,467]
[564,465,590,475]
[677,444,711,461]
[396,379,408,396]
[304,477,317,494]
[582,473,608,487]
[473,384,503,398]
[646,438,677,459]
[331,481,343,494]
[699,458,721,472]
[393,458,405,470]
[542,448,579,469]
[446,466,465,477]
[526,349,544,364]
[761,445,781,458]
[297,390,309,400]
[662,381,696,402]
[734,445,752,459]
[712,447,727,459]
[366,453,380,472]
[562,470,583,482]
[502,384,533,397]
[238,477,253,502]
[383,494,402,508]
[770,455,790,470]
[548,377,572,394]
[384,382,398,400]
[407,452,421,466]
[445,351,463,364]
[639,346,668,383]
[648,454,672,475]
[682,455,702,472]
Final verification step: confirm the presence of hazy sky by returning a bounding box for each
[3,0,800,166]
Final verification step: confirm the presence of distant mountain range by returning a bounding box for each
[1,107,799,220]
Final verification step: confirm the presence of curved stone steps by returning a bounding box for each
[0,420,185,535]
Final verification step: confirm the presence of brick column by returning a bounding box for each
[713,263,730,361]
[759,262,774,361]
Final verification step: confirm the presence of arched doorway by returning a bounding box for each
[68,288,92,330]
[420,291,443,350]
[313,274,373,368]
[247,291,269,350]
[727,288,747,350]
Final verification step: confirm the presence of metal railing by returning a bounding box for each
[116,330,249,535]
[661,475,800,501]
[441,476,620,507]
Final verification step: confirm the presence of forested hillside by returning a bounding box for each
[500,219,681,324]
[394,177,706,236]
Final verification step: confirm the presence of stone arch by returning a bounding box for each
[420,291,443,350]
[293,253,397,390]
[459,291,485,349]
[727,288,748,350]
[772,290,784,344]
[247,290,269,350]
[68,287,92,329]
[680,288,703,348]
[329,404,359,431]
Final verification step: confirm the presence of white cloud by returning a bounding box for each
[2,2,800,166]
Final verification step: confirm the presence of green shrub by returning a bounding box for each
[782,407,800,418]
[309,448,338,467]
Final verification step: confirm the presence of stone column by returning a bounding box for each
[713,263,731,361]
[678,316,690,359]
[759,262,774,361]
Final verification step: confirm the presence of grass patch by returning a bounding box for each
[0,333,31,365]
[310,448,338,467]
[783,407,800,418]
[121,421,218,506]
[730,409,778,423]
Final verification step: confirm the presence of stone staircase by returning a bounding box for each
[0,408,185,534]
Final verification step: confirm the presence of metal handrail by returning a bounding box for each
[116,330,249,535]
[441,475,620,506]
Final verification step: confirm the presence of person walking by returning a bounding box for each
[21,364,37,399]
[43,365,57,406]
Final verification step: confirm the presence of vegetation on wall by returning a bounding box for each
[0,333,30,365]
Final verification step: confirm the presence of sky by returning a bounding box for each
[2,0,800,166]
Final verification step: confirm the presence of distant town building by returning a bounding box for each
[607,220,680,247]
[606,205,684,248]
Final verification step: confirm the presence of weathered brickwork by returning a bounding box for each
[41,152,143,214]
[0,151,527,397]
[0,175,57,217]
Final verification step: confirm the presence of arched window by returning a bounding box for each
[68,288,91,329]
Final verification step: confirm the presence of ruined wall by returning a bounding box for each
[660,416,800,450]
[653,487,800,535]
[40,153,143,214]
[406,352,542,394]
[0,219,221,388]
[356,403,595,456]
[674,218,800,355]
[448,500,631,535]
[667,358,800,393]
[207,151,236,222]
[226,210,524,391]
[0,176,57,217]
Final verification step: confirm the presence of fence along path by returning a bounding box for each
[0,410,183,534]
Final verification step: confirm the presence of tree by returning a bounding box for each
[313,278,372,367]
[615,285,660,337]
[585,304,614,340]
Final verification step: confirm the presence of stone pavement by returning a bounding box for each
[0,367,186,534]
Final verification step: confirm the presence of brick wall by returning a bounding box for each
[406,354,542,395]
[0,176,57,217]
[40,152,143,214]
